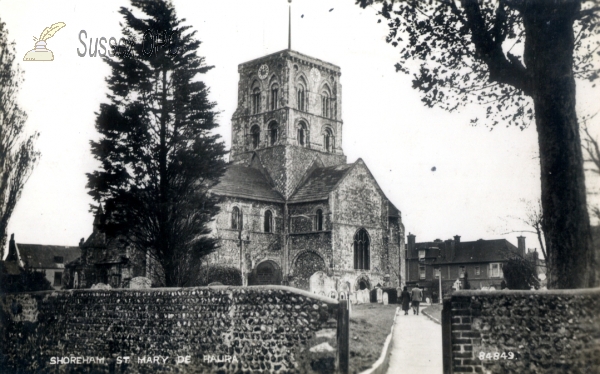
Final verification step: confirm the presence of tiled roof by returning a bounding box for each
[288,164,353,203]
[440,239,517,264]
[212,164,284,203]
[388,201,401,217]
[17,244,81,269]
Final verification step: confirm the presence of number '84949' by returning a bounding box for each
[478,352,515,360]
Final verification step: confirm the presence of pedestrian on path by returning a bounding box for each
[411,286,422,315]
[400,286,411,315]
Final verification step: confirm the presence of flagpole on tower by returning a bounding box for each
[288,0,292,50]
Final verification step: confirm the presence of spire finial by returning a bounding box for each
[288,0,292,50]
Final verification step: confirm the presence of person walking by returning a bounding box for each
[411,286,423,315]
[400,286,411,315]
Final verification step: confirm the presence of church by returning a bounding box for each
[208,46,406,293]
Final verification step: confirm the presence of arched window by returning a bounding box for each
[297,121,307,147]
[324,128,334,153]
[270,84,279,111]
[269,122,278,146]
[354,229,370,270]
[297,85,306,111]
[321,91,330,117]
[315,209,323,231]
[264,210,273,233]
[231,206,242,230]
[251,86,261,114]
[251,125,261,149]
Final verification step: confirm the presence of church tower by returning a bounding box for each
[229,49,347,198]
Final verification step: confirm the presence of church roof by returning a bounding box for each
[17,244,81,269]
[288,164,353,203]
[388,201,401,217]
[212,164,285,203]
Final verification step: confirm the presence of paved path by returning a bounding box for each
[386,305,443,374]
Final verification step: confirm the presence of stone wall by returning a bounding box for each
[442,288,600,373]
[1,286,347,373]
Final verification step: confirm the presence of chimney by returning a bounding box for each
[79,238,85,247]
[454,235,461,244]
[407,233,416,252]
[517,236,526,257]
[5,233,19,263]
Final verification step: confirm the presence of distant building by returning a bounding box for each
[405,234,528,300]
[4,234,80,289]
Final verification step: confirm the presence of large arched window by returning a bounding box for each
[297,121,308,147]
[231,207,242,230]
[297,85,306,111]
[314,209,323,231]
[264,210,273,233]
[268,122,279,146]
[321,91,330,117]
[324,128,334,153]
[270,83,279,111]
[354,229,370,270]
[252,87,261,114]
[250,125,261,149]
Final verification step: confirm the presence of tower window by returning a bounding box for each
[324,128,334,153]
[270,84,279,111]
[298,121,307,147]
[297,86,306,111]
[252,87,261,114]
[231,207,242,230]
[269,122,278,146]
[321,91,330,117]
[264,210,273,233]
[251,125,260,149]
[353,228,370,270]
[315,209,323,231]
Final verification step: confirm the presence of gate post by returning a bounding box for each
[442,297,453,374]
[336,300,350,374]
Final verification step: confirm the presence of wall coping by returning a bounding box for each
[1,285,340,305]
[451,286,600,297]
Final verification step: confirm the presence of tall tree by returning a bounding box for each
[357,0,600,289]
[87,0,227,287]
[0,20,40,258]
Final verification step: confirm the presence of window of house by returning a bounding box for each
[251,125,260,149]
[434,267,441,278]
[324,128,334,153]
[54,256,64,264]
[231,207,242,230]
[491,263,502,278]
[321,91,330,117]
[252,87,261,114]
[315,209,323,231]
[297,86,305,111]
[264,210,273,233]
[269,122,278,146]
[270,84,279,110]
[475,266,481,276]
[353,228,370,270]
[459,266,466,278]
[53,272,62,286]
[418,250,425,259]
[419,265,426,279]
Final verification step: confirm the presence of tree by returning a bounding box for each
[86,0,227,287]
[357,0,600,289]
[0,20,40,258]
[503,256,540,290]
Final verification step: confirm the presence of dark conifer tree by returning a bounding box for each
[87,0,226,287]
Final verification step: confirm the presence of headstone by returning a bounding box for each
[361,289,370,304]
[310,271,327,294]
[377,288,383,303]
[129,276,152,289]
[350,292,358,304]
[383,292,389,305]
[340,281,351,293]
[426,297,431,304]
[339,292,348,300]
[329,289,338,300]
[91,283,111,290]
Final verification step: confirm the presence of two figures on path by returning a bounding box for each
[400,286,423,315]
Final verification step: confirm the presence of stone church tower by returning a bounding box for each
[210,45,406,293]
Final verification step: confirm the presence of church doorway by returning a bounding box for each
[292,251,326,290]
[355,275,371,291]
[248,260,282,285]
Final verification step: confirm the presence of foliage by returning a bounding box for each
[191,265,242,286]
[503,256,540,290]
[0,20,40,257]
[0,263,52,293]
[86,0,227,287]
[357,0,600,288]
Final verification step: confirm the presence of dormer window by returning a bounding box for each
[54,256,64,264]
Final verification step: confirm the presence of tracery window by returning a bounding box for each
[353,229,370,270]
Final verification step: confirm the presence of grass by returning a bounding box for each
[422,303,443,323]
[348,303,398,374]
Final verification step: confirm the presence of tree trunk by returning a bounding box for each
[522,1,596,289]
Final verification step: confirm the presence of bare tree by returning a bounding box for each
[582,114,600,220]
[0,19,40,258]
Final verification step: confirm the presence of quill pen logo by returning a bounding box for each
[23,22,66,61]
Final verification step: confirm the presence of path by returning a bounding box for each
[386,305,443,374]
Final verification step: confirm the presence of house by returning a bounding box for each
[207,48,405,292]
[4,234,80,289]
[405,234,527,301]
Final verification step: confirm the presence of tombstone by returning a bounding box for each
[91,283,111,290]
[361,289,370,304]
[377,288,383,303]
[129,276,152,289]
[329,289,338,300]
[426,297,431,304]
[350,292,358,304]
[383,292,389,305]
[310,271,327,294]
[339,291,348,301]
[339,281,351,293]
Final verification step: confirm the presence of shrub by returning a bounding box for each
[0,263,52,293]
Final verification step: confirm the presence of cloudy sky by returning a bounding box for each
[2,0,599,255]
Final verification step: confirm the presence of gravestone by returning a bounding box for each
[339,292,348,300]
[91,283,111,290]
[361,289,370,304]
[129,277,152,289]
[350,292,358,304]
[309,271,327,294]
[377,288,383,303]
[383,292,389,305]
[329,290,338,300]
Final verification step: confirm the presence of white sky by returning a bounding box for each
[1,0,599,256]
